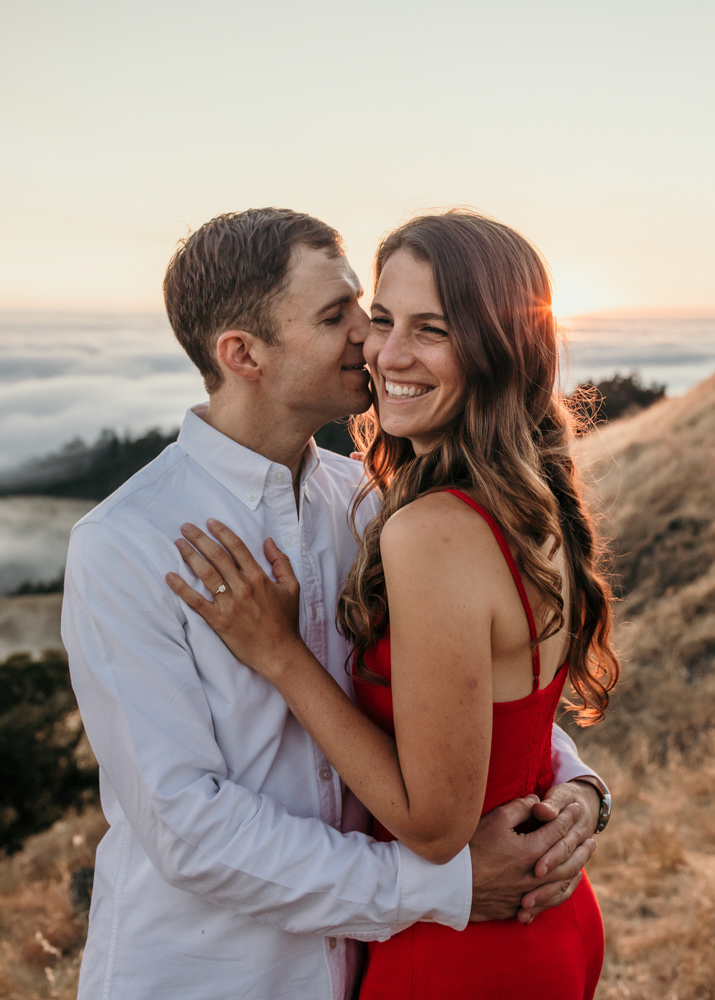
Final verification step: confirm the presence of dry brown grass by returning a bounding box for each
[571,744,715,1000]
[1,376,714,998]
[567,374,715,1000]
[0,807,107,1000]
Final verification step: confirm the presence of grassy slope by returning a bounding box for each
[566,373,715,998]
[1,376,714,998]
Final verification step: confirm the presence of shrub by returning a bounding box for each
[569,373,666,426]
[314,419,355,457]
[0,650,98,854]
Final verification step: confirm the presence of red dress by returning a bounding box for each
[353,490,604,1000]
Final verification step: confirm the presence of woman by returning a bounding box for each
[167,211,619,998]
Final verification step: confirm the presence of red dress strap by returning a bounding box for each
[444,488,541,691]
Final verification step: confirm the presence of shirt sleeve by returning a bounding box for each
[551,724,609,794]
[62,519,471,940]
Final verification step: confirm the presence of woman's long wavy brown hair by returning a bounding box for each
[337,210,619,724]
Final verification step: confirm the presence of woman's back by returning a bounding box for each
[355,489,570,816]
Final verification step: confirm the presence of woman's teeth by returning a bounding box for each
[385,380,431,398]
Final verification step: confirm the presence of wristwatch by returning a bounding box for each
[571,776,612,834]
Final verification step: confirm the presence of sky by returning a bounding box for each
[2,0,714,316]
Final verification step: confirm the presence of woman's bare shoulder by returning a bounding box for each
[380,489,500,559]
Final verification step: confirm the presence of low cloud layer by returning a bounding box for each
[0,496,95,594]
[0,313,203,472]
[562,315,715,393]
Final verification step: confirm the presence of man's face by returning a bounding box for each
[264,246,372,430]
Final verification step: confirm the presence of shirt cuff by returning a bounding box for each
[551,726,610,798]
[394,842,471,932]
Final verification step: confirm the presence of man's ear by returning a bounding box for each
[215,330,265,382]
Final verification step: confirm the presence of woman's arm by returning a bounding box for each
[167,497,500,864]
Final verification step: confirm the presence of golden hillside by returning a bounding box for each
[570,372,715,763]
[566,372,715,998]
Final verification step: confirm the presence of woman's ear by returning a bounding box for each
[215,330,264,382]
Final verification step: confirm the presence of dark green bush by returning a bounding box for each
[9,574,66,597]
[0,650,98,854]
[314,419,355,457]
[569,373,666,426]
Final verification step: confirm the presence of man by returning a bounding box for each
[63,208,608,1000]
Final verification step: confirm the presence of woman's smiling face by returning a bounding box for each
[365,250,467,455]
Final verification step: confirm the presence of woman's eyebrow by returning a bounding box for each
[412,312,447,322]
[371,301,447,323]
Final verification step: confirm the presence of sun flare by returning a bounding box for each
[549,265,618,319]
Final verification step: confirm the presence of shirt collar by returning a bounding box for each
[177,404,321,510]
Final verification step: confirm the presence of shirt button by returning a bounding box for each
[275,470,287,483]
[283,533,295,547]
[327,937,337,949]
[311,606,318,620]
[319,767,332,782]
[246,490,257,502]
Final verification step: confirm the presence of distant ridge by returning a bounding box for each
[0,428,179,499]
[0,423,355,501]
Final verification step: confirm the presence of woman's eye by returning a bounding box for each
[370,316,390,327]
[422,325,449,337]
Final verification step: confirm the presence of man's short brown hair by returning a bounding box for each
[163,208,343,392]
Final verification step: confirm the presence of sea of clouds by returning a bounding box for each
[561,313,715,397]
[0,312,204,475]
[0,310,713,595]
[0,495,95,594]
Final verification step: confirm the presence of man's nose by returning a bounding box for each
[349,306,370,344]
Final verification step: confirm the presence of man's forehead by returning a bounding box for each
[284,245,363,304]
[322,253,362,298]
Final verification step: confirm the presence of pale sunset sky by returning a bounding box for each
[2,0,714,317]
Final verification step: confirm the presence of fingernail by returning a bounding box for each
[207,518,219,527]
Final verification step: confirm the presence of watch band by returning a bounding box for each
[570,775,612,833]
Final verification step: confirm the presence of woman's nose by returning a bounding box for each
[377,328,413,369]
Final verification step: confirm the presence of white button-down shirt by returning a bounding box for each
[62,405,475,1000]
